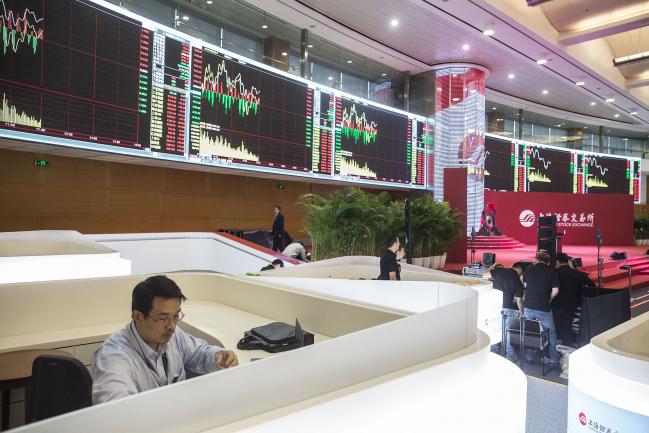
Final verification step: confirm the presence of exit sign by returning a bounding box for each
[34,160,49,167]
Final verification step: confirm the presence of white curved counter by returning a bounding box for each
[2,272,526,433]
[261,256,503,343]
[567,312,649,432]
[0,230,130,284]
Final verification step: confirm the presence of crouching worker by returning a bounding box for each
[92,275,238,404]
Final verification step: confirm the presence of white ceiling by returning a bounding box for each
[539,1,649,85]
[243,0,649,131]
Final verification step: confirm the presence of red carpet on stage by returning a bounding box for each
[448,243,649,292]
[468,235,526,249]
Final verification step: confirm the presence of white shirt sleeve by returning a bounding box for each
[176,326,223,374]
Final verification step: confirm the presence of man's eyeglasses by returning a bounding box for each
[145,311,185,326]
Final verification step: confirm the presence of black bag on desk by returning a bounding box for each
[237,319,314,353]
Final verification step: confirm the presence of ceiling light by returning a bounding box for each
[206,0,213,3]
[182,15,189,21]
[508,73,515,79]
[575,81,585,86]
[613,50,649,67]
[327,76,333,80]
[462,44,470,50]
[614,114,620,118]
[605,98,615,102]
[492,107,497,110]
[483,25,495,36]
[281,51,287,56]
[346,60,352,64]
[452,97,460,102]
[630,111,638,115]
[590,102,596,106]
[381,73,387,76]
[536,58,548,65]
[262,24,268,29]
[584,126,588,129]
[307,44,313,48]
[542,89,548,94]
[390,18,399,27]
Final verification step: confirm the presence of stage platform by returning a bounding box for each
[443,243,649,315]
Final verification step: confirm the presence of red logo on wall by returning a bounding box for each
[579,412,587,426]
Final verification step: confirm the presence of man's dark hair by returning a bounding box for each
[555,253,570,264]
[132,275,187,314]
[512,261,524,271]
[273,204,281,211]
[536,251,551,264]
[386,234,399,248]
[272,259,284,267]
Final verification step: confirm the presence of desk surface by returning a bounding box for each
[182,301,330,364]
[0,349,72,381]
[0,302,329,366]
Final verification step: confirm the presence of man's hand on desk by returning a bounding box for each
[216,350,238,368]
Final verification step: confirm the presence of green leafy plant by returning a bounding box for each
[298,187,389,260]
[634,215,649,239]
[299,187,462,261]
[411,194,463,256]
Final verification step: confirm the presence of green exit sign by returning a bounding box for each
[34,160,49,167]
[276,183,285,190]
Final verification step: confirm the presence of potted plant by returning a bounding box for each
[299,187,389,260]
[634,215,649,245]
[411,194,462,269]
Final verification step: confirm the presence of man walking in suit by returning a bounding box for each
[271,205,285,252]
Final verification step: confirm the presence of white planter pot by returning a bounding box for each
[430,255,442,269]
[422,256,431,268]
[440,253,447,269]
[413,257,424,267]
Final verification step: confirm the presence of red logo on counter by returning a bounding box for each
[579,412,587,426]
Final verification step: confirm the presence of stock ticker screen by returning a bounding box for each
[583,153,638,197]
[0,0,151,148]
[523,144,574,193]
[334,96,425,185]
[0,0,426,187]
[189,47,325,174]
[484,135,515,191]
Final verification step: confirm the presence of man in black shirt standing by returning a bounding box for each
[553,253,595,346]
[523,251,560,365]
[271,205,285,252]
[484,262,524,361]
[378,235,404,280]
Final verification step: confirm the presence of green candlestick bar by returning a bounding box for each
[341,126,376,145]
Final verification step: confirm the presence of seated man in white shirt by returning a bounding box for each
[91,275,238,404]
[282,241,309,262]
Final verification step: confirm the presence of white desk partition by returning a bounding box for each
[0,230,130,284]
[567,312,649,432]
[90,232,288,275]
[3,272,526,433]
[261,256,503,344]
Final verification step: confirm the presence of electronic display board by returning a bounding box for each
[523,144,574,193]
[0,0,427,188]
[188,47,330,174]
[484,135,515,191]
[583,153,639,197]
[485,134,641,202]
[334,96,425,185]
[0,0,150,148]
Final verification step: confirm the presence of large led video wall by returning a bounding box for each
[484,134,641,202]
[0,0,427,188]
